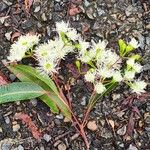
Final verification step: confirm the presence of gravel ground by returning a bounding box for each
[0,0,150,149]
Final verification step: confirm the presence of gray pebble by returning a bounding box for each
[43,134,51,142]
[41,13,47,21]
[2,143,11,150]
[17,145,24,150]
[34,6,40,13]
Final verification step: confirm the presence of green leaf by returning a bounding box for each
[126,45,134,53]
[8,64,59,113]
[7,64,72,118]
[75,60,81,72]
[0,82,45,104]
[88,82,118,108]
[118,39,127,56]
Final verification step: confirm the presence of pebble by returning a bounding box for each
[117,125,127,135]
[34,6,40,13]
[87,120,98,131]
[1,143,11,150]
[5,32,12,41]
[12,124,20,132]
[0,2,8,12]
[101,128,113,138]
[4,116,10,124]
[9,74,16,81]
[58,142,67,150]
[30,99,37,106]
[17,145,24,150]
[127,144,138,150]
[41,13,47,21]
[56,114,64,119]
[43,134,51,142]
[146,24,150,29]
[81,96,86,106]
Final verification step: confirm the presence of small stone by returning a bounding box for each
[127,144,138,150]
[13,124,20,132]
[17,145,24,150]
[0,127,2,132]
[5,116,10,124]
[117,125,126,135]
[9,74,16,81]
[34,6,40,12]
[56,114,63,119]
[81,96,86,106]
[43,134,51,142]
[101,128,113,138]
[54,3,62,12]
[30,99,37,106]
[146,24,150,29]
[86,6,95,19]
[64,117,71,123]
[5,32,12,41]
[87,120,98,131]
[41,13,47,21]
[112,94,121,100]
[0,2,8,12]
[58,142,67,150]
[1,143,11,150]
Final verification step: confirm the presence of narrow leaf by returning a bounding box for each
[0,82,45,104]
[7,65,59,113]
[118,39,127,56]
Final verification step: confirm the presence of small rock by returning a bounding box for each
[127,144,138,150]
[86,6,95,19]
[30,99,37,106]
[112,94,121,100]
[34,6,40,12]
[0,2,8,12]
[117,125,126,135]
[58,142,67,150]
[5,32,12,41]
[54,3,62,12]
[64,117,71,123]
[13,124,20,132]
[43,134,51,142]
[87,120,98,131]
[41,13,47,21]
[81,96,86,106]
[9,74,16,81]
[101,128,113,138]
[56,114,63,119]
[146,24,150,29]
[1,143,11,150]
[17,145,24,150]
[4,116,10,124]
[0,127,2,132]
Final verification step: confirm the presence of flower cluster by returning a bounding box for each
[82,37,147,95]
[8,34,40,62]
[7,21,147,95]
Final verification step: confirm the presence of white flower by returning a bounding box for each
[8,34,40,62]
[79,39,90,51]
[130,80,147,95]
[113,71,123,82]
[35,43,57,60]
[126,58,135,66]
[126,58,143,73]
[8,43,27,62]
[94,82,106,94]
[18,34,40,49]
[78,49,95,63]
[84,69,96,82]
[56,21,79,41]
[128,38,140,49]
[132,63,143,73]
[38,59,57,75]
[97,49,121,70]
[97,67,115,78]
[124,70,135,81]
[92,39,108,51]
